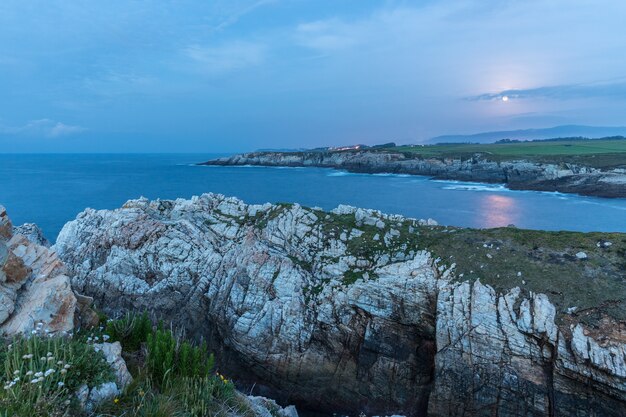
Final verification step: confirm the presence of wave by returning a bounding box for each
[574,199,626,211]
[441,183,510,192]
[327,171,353,177]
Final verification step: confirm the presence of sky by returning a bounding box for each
[1,0,626,153]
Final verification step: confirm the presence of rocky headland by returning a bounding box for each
[200,150,626,198]
[51,193,626,416]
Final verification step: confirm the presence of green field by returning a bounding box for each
[381,139,626,169]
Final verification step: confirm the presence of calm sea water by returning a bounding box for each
[1,153,626,241]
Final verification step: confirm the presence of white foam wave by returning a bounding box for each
[441,184,510,192]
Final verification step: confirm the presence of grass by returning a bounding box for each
[412,226,626,325]
[380,139,626,169]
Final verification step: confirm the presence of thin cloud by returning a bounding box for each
[295,18,359,52]
[0,119,86,138]
[468,80,626,101]
[213,0,279,31]
[184,41,267,74]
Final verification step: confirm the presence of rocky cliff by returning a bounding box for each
[53,194,626,416]
[0,205,300,417]
[201,151,626,198]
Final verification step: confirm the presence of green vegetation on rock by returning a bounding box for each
[413,226,626,325]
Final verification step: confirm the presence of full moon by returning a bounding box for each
[501,96,509,102]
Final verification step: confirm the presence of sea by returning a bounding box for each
[1,153,626,241]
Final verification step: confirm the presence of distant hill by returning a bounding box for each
[428,125,626,144]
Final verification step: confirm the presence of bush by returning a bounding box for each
[146,329,176,385]
[146,329,215,384]
[106,311,152,352]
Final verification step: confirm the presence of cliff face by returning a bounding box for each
[202,151,626,198]
[54,194,626,416]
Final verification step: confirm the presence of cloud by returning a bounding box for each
[295,18,359,52]
[184,41,267,74]
[0,119,86,138]
[213,0,279,31]
[467,79,626,101]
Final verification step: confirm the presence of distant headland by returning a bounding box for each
[200,136,626,198]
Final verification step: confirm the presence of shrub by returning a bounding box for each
[146,329,215,384]
[146,329,176,385]
[106,311,153,352]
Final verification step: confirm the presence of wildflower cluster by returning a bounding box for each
[0,329,114,416]
[216,372,229,385]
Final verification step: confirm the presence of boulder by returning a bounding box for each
[93,342,133,389]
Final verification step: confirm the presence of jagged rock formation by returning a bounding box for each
[201,151,626,198]
[0,206,76,335]
[13,223,51,247]
[54,194,626,416]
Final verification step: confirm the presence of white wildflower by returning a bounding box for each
[34,372,43,378]
[57,381,65,387]
[44,369,55,377]
[13,370,19,375]
[25,371,33,376]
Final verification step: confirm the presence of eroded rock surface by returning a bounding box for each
[0,206,76,335]
[54,195,626,416]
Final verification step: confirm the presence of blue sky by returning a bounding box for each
[1,0,626,152]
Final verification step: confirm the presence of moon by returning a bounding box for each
[501,96,509,102]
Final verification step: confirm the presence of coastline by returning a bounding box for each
[200,150,626,198]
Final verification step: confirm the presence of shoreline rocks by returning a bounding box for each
[200,151,626,198]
